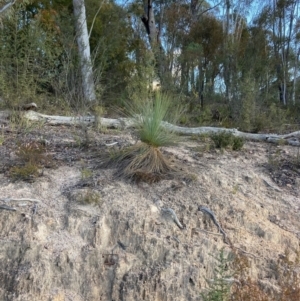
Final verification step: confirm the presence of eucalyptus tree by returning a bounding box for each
[86,0,135,102]
[220,0,255,103]
[291,16,300,105]
[163,1,191,92]
[140,0,223,96]
[140,0,169,87]
[270,0,299,105]
[73,0,96,103]
[188,14,224,107]
[252,0,299,105]
[0,0,69,104]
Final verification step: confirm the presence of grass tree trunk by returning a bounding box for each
[73,0,96,102]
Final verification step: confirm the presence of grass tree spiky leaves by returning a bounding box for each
[106,92,184,182]
[134,92,181,147]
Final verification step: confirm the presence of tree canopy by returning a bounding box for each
[0,0,299,130]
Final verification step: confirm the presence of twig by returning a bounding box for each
[0,204,16,211]
[232,246,261,259]
[105,142,118,146]
[172,236,181,243]
[32,203,37,215]
[222,242,262,259]
[117,240,127,250]
[1,198,41,203]
[0,0,16,14]
[193,227,223,237]
[88,2,104,39]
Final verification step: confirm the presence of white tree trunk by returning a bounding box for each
[73,0,96,102]
[292,46,299,105]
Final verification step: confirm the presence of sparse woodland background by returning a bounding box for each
[0,0,299,133]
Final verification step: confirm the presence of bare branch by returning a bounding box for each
[0,0,16,14]
[88,1,103,39]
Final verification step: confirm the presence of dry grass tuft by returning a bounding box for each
[10,162,41,182]
[107,142,181,182]
[9,140,54,182]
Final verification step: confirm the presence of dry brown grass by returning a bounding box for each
[9,140,54,182]
[229,249,300,301]
[106,142,182,182]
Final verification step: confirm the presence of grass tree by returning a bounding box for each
[108,92,183,182]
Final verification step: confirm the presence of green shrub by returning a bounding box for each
[211,132,233,149]
[211,132,244,151]
[9,141,53,182]
[201,249,233,301]
[232,136,244,151]
[197,106,214,125]
[10,162,40,182]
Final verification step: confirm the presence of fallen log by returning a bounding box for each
[2,110,300,147]
[23,110,132,128]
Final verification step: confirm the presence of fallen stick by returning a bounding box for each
[0,204,16,211]
[1,198,42,203]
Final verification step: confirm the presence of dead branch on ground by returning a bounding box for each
[1,110,300,146]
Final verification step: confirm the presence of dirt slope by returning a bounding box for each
[0,125,299,301]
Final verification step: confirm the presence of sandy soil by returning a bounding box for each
[0,124,300,301]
